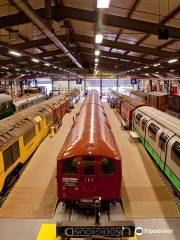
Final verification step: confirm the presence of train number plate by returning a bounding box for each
[62,177,78,186]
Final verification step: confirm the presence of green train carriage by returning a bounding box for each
[0,94,14,120]
[133,106,180,196]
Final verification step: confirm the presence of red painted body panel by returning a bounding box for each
[120,99,145,129]
[57,90,122,201]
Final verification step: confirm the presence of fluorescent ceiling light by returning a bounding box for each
[31,58,40,63]
[44,62,50,66]
[153,63,160,67]
[95,34,103,44]
[97,0,110,8]
[168,58,178,63]
[144,66,149,69]
[170,69,175,72]
[9,50,22,57]
[1,66,9,69]
[137,68,141,70]
[53,66,57,69]
[95,58,99,62]
[15,68,20,71]
[95,50,100,56]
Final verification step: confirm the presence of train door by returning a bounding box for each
[98,158,120,200]
[80,156,97,198]
[158,130,174,171]
[145,120,164,167]
[165,135,180,192]
[34,116,44,143]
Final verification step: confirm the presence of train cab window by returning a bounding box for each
[83,157,94,175]
[0,104,3,113]
[101,158,115,174]
[12,141,20,161]
[141,118,148,131]
[62,158,77,174]
[23,127,35,145]
[171,141,180,167]
[45,114,52,125]
[2,140,20,171]
[148,123,159,141]
[38,122,41,131]
[3,147,13,171]
[135,113,143,125]
[159,133,169,152]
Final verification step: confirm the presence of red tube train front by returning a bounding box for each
[57,90,122,203]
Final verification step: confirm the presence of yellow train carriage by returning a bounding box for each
[0,106,53,193]
[0,89,79,194]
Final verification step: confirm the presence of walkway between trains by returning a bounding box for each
[0,104,81,219]
[103,103,179,218]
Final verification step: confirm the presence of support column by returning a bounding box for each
[10,80,13,97]
[100,73,102,97]
[116,75,118,92]
[84,77,86,95]
[51,78,54,96]
[149,79,152,92]
[157,80,160,92]
[20,80,23,96]
[68,74,70,91]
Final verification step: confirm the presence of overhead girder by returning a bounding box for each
[0,6,180,39]
[0,33,178,60]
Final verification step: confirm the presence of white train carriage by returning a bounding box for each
[133,106,180,195]
[14,94,47,112]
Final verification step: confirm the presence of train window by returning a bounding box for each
[38,122,41,131]
[141,118,148,131]
[171,141,180,167]
[2,140,20,171]
[0,104,3,113]
[83,157,94,175]
[12,141,20,162]
[62,158,77,174]
[3,147,13,171]
[135,113,143,125]
[159,133,169,152]
[148,123,159,141]
[45,114,52,125]
[101,158,115,174]
[23,127,35,145]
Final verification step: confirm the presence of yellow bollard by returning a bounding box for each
[50,126,55,138]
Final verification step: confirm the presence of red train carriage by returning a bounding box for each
[57,90,122,204]
[120,97,145,129]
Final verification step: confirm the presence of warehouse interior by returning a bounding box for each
[0,0,180,240]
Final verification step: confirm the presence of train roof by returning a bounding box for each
[131,90,147,97]
[148,92,168,96]
[0,89,79,149]
[0,94,12,103]
[58,90,121,161]
[121,95,145,107]
[137,106,180,136]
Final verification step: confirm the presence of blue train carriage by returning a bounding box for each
[0,94,14,119]
[132,106,180,196]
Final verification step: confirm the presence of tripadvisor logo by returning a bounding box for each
[135,227,143,236]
